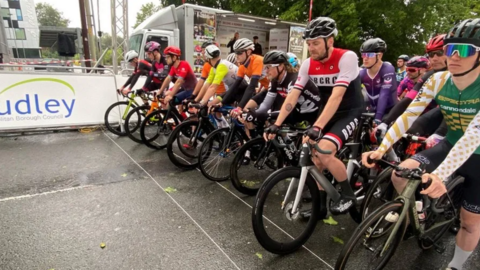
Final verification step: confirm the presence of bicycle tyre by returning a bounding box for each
[104,101,136,136]
[361,167,395,220]
[230,137,283,196]
[252,166,320,255]
[140,109,179,150]
[335,201,407,270]
[125,105,150,144]
[166,120,208,169]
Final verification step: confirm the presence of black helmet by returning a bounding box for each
[445,18,480,46]
[360,38,387,53]
[263,50,290,65]
[398,54,409,61]
[303,17,338,40]
[202,41,213,48]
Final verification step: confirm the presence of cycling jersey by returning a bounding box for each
[396,68,406,83]
[123,59,151,89]
[396,77,416,97]
[378,71,480,181]
[143,57,169,90]
[237,54,270,89]
[206,60,241,93]
[359,62,397,120]
[294,48,363,111]
[202,62,226,94]
[168,60,197,91]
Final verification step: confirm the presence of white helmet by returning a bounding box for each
[233,38,254,51]
[226,53,237,64]
[125,50,138,62]
[204,45,220,59]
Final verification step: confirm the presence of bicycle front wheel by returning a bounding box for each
[104,101,136,136]
[335,201,407,270]
[125,105,150,143]
[167,120,210,169]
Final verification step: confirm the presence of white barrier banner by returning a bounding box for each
[0,73,118,130]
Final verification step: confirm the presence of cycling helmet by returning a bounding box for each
[163,46,181,56]
[426,34,446,52]
[287,52,298,67]
[145,41,160,52]
[204,45,220,59]
[406,56,430,69]
[233,38,255,52]
[303,17,338,40]
[202,41,213,49]
[445,18,480,46]
[360,38,387,53]
[263,50,289,65]
[398,54,409,61]
[125,50,138,62]
[226,53,237,64]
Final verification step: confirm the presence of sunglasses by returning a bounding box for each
[265,64,280,69]
[406,67,420,73]
[427,50,444,58]
[234,50,245,55]
[361,52,378,58]
[444,43,480,58]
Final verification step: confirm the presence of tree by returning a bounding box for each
[133,2,162,29]
[35,3,70,27]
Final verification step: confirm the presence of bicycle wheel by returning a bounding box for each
[167,120,210,169]
[104,101,137,136]
[198,128,244,182]
[252,166,320,255]
[418,175,464,250]
[230,137,283,196]
[140,109,179,150]
[335,201,407,270]
[361,167,397,220]
[125,105,150,144]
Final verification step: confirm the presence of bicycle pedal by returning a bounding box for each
[434,242,446,254]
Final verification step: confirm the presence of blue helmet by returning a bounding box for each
[287,52,298,67]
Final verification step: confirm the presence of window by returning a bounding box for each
[4,19,11,28]
[15,28,25,40]
[15,9,21,21]
[8,1,21,9]
[146,35,169,51]
[128,34,143,57]
[12,20,18,28]
[1,8,10,19]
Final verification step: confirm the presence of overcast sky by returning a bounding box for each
[33,0,159,34]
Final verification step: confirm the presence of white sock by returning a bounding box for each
[448,245,472,270]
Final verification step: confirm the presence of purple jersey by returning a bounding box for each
[360,62,398,120]
[397,77,416,97]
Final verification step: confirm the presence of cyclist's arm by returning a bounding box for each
[397,78,407,97]
[274,88,302,126]
[142,65,155,90]
[256,83,277,113]
[167,77,184,97]
[158,75,172,95]
[375,67,397,121]
[314,51,358,129]
[382,97,413,124]
[200,66,225,104]
[220,76,243,106]
[433,111,480,181]
[433,118,448,137]
[128,62,150,89]
[238,59,264,108]
[377,73,448,155]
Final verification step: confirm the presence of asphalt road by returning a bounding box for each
[0,130,478,270]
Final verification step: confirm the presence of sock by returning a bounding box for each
[448,245,472,270]
[339,180,355,198]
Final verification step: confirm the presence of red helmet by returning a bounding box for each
[426,34,446,52]
[164,46,181,56]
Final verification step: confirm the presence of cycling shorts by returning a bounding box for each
[146,82,162,92]
[322,109,362,151]
[172,89,193,105]
[411,140,480,214]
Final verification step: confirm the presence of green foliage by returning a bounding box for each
[133,2,162,29]
[35,3,70,27]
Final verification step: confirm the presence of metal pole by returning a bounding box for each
[96,0,103,65]
[79,0,92,68]
[309,0,313,22]
[85,0,97,62]
[123,0,129,52]
[111,0,117,74]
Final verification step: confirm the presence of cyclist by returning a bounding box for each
[396,54,409,83]
[190,42,226,101]
[221,38,270,118]
[141,41,170,94]
[287,52,300,71]
[397,56,430,99]
[359,38,398,123]
[119,50,152,95]
[297,16,364,215]
[158,46,197,106]
[363,18,480,270]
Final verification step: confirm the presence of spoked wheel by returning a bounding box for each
[198,128,244,182]
[252,166,320,255]
[361,167,397,221]
[125,105,150,143]
[230,137,283,196]
[167,120,211,169]
[104,101,137,136]
[335,201,407,270]
[140,109,179,150]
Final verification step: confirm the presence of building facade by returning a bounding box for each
[1,0,40,58]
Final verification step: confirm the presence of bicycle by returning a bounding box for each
[104,89,144,136]
[198,105,248,182]
[124,93,161,143]
[335,158,464,270]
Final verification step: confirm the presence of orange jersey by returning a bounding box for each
[237,54,270,89]
[202,63,225,94]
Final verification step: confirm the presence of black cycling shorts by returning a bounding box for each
[411,140,480,214]
[147,82,162,92]
[322,109,362,151]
